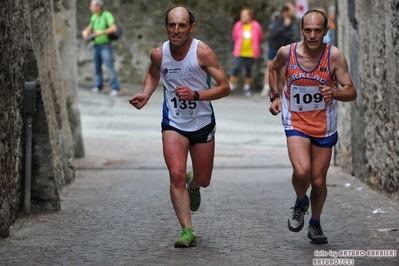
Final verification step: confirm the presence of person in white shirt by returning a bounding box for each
[129,5,230,248]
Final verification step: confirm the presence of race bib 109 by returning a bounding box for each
[290,85,325,112]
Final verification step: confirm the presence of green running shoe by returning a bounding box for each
[174,227,197,248]
[186,171,201,211]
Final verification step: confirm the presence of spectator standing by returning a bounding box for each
[229,7,263,97]
[81,0,121,97]
[261,2,298,98]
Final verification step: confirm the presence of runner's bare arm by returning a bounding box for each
[194,41,230,101]
[269,45,289,94]
[330,47,357,102]
[269,45,289,115]
[129,47,162,109]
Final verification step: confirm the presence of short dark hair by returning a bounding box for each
[301,9,328,29]
[164,5,195,25]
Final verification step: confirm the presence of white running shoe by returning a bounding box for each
[90,87,100,93]
[109,90,119,97]
[260,85,270,98]
[244,89,252,98]
[288,195,310,232]
[308,223,328,244]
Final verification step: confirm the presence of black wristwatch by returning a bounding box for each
[193,91,200,101]
[270,92,280,102]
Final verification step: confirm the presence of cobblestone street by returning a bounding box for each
[0,86,398,266]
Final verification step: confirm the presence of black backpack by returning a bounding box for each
[105,14,122,41]
[108,25,122,41]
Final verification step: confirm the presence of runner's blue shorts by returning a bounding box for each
[285,130,338,148]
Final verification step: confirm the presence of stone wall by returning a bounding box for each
[54,0,85,158]
[337,0,399,200]
[0,0,26,238]
[27,0,76,205]
[1,0,79,238]
[76,0,299,90]
[336,1,356,173]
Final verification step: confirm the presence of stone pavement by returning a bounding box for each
[0,85,398,266]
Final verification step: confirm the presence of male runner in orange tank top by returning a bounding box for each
[269,9,357,244]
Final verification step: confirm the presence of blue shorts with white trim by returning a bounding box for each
[285,130,338,148]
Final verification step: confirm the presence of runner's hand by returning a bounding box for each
[319,85,334,103]
[129,94,148,110]
[174,86,194,101]
[269,98,282,116]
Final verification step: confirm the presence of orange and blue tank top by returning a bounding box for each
[281,42,337,138]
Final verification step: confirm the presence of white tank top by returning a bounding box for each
[160,38,214,131]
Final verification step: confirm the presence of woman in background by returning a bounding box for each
[229,7,263,97]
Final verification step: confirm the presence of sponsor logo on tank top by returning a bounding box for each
[287,73,330,87]
[165,68,181,74]
[184,64,195,77]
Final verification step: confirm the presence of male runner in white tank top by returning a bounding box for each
[129,5,230,247]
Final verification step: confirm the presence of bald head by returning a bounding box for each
[301,9,328,29]
[165,5,195,25]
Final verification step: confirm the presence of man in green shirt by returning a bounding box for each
[82,0,120,97]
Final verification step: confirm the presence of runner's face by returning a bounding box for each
[301,13,328,50]
[165,7,195,48]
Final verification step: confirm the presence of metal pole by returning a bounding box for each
[23,81,37,214]
[23,115,33,214]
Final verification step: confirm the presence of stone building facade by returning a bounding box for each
[0,0,26,238]
[0,0,81,237]
[336,0,399,200]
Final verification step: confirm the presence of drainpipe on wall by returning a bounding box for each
[23,81,38,214]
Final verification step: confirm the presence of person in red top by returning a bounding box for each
[269,9,357,244]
